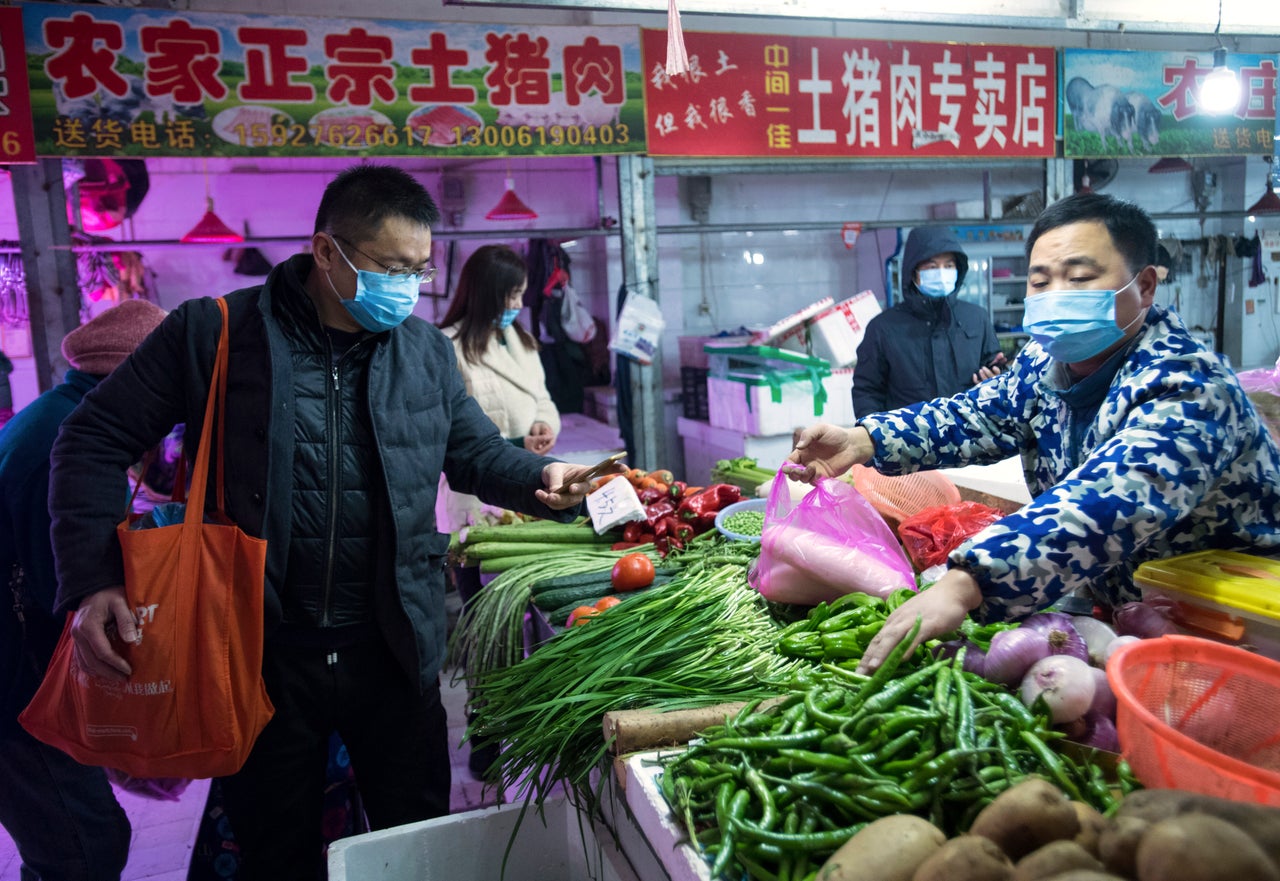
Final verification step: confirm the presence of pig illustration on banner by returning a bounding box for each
[1065,76,1138,153]
[1127,92,1162,150]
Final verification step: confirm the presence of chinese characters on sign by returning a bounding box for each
[22,5,644,157]
[0,7,36,163]
[640,29,1056,158]
[1062,49,1278,158]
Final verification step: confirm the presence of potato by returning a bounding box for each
[1070,802,1107,857]
[818,814,946,881]
[1013,840,1104,881]
[1134,813,1280,881]
[1096,815,1148,878]
[1037,872,1129,881]
[912,834,1013,881]
[969,778,1081,861]
[1114,788,1280,856]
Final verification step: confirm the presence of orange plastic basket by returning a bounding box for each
[847,464,961,529]
[1107,634,1280,806]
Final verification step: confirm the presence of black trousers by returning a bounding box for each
[218,639,450,881]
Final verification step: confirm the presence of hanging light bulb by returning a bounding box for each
[485,177,538,222]
[1199,47,1240,114]
[181,161,243,244]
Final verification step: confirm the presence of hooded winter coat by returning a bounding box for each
[852,226,1002,416]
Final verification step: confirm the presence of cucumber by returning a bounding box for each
[531,581,616,612]
[530,569,616,597]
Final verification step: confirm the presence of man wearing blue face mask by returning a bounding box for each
[788,192,1280,672]
[46,165,610,880]
[852,225,1004,416]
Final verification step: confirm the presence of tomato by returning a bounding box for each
[611,553,655,592]
[566,605,600,628]
[593,595,622,612]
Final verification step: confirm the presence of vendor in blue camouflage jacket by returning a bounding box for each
[786,192,1280,672]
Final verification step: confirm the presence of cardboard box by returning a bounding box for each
[1134,550,1280,660]
[328,794,640,881]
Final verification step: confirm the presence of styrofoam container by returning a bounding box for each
[707,368,853,436]
[1134,550,1280,660]
[328,794,640,881]
[808,291,881,368]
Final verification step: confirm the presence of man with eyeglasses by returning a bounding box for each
[46,165,606,880]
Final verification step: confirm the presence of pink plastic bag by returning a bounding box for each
[749,474,915,605]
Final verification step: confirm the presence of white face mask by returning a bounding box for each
[917,267,958,298]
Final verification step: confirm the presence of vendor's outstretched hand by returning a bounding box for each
[784,424,873,484]
[856,570,983,673]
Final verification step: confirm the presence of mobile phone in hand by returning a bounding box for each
[986,352,1007,369]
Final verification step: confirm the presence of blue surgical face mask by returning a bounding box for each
[917,267,958,299]
[1022,275,1145,362]
[326,238,420,333]
[496,308,521,329]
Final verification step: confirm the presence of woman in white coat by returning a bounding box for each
[437,244,561,539]
[436,245,561,775]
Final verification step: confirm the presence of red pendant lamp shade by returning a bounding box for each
[182,197,243,244]
[1148,157,1193,174]
[1248,185,1280,215]
[485,178,538,221]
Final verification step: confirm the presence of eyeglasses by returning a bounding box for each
[332,234,437,285]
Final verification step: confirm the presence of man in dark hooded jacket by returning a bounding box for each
[852,226,1003,416]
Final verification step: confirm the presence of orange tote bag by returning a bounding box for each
[21,297,274,778]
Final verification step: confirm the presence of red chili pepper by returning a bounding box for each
[654,534,683,557]
[657,514,688,540]
[677,483,742,522]
[622,521,648,544]
[611,541,650,551]
[668,480,688,500]
[637,486,668,505]
[644,498,677,526]
[671,520,695,543]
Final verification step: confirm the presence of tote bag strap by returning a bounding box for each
[183,298,230,527]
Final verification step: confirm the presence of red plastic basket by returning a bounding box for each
[1107,634,1280,806]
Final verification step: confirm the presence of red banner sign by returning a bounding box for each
[642,29,1056,159]
[0,7,36,164]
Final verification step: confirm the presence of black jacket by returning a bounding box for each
[49,255,571,690]
[852,227,1001,416]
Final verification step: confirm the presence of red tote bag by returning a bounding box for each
[21,297,274,778]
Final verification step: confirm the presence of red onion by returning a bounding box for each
[1020,654,1096,724]
[1079,711,1121,752]
[1071,615,1119,667]
[1103,634,1141,665]
[1114,600,1181,639]
[984,627,1051,686]
[933,639,987,678]
[1089,665,1117,720]
[1019,613,1089,664]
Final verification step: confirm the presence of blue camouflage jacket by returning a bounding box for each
[859,305,1280,622]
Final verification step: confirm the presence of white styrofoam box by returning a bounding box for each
[808,291,881,367]
[747,297,833,347]
[676,416,795,486]
[621,752,711,881]
[707,369,854,437]
[328,794,641,881]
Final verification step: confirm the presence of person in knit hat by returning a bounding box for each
[0,297,165,881]
[61,297,167,375]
